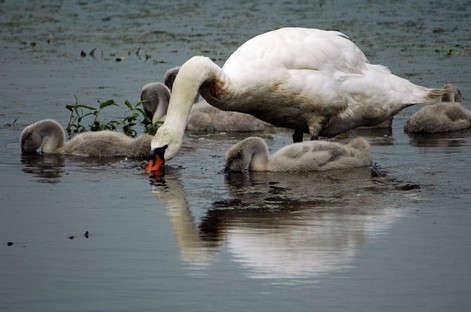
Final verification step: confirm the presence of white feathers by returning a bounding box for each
[153,27,457,161]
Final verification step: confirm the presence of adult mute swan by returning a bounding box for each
[224,136,371,172]
[140,68,269,132]
[404,101,471,134]
[147,27,460,172]
[20,119,153,158]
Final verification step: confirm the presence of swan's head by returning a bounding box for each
[146,125,183,174]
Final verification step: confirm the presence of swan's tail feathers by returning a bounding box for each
[426,84,463,103]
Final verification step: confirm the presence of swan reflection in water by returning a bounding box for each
[152,169,411,279]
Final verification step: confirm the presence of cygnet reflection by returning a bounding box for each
[408,129,471,148]
[152,170,409,279]
[21,153,65,183]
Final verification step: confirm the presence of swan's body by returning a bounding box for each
[21,119,152,158]
[405,102,471,134]
[151,27,460,161]
[225,136,371,172]
[141,69,268,133]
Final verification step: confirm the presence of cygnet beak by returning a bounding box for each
[146,145,168,175]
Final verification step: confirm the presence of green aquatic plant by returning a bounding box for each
[65,97,162,137]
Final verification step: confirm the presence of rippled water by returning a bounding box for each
[1,1,471,311]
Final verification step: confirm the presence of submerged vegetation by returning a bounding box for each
[65,97,162,137]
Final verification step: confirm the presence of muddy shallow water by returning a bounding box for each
[1,1,471,311]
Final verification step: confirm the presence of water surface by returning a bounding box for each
[1,1,471,311]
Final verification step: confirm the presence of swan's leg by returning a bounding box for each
[308,116,325,140]
[292,128,304,143]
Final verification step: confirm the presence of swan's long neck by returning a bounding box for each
[163,56,229,134]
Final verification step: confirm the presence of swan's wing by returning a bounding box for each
[223,28,369,115]
[223,27,368,79]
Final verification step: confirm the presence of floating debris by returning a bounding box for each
[3,119,17,128]
[395,183,421,191]
[370,163,387,178]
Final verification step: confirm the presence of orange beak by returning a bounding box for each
[145,154,165,174]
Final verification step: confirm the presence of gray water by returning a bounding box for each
[1,1,471,311]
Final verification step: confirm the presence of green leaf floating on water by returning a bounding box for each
[99,99,117,109]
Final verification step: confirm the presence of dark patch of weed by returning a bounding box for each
[65,97,161,138]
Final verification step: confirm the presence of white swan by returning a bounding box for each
[20,119,153,158]
[148,27,460,170]
[141,68,269,132]
[224,136,371,172]
[404,101,471,134]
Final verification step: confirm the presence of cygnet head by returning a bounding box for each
[20,119,65,154]
[163,66,180,91]
[20,125,43,153]
[225,137,269,172]
[140,82,171,123]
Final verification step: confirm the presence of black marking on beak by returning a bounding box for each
[149,144,168,160]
